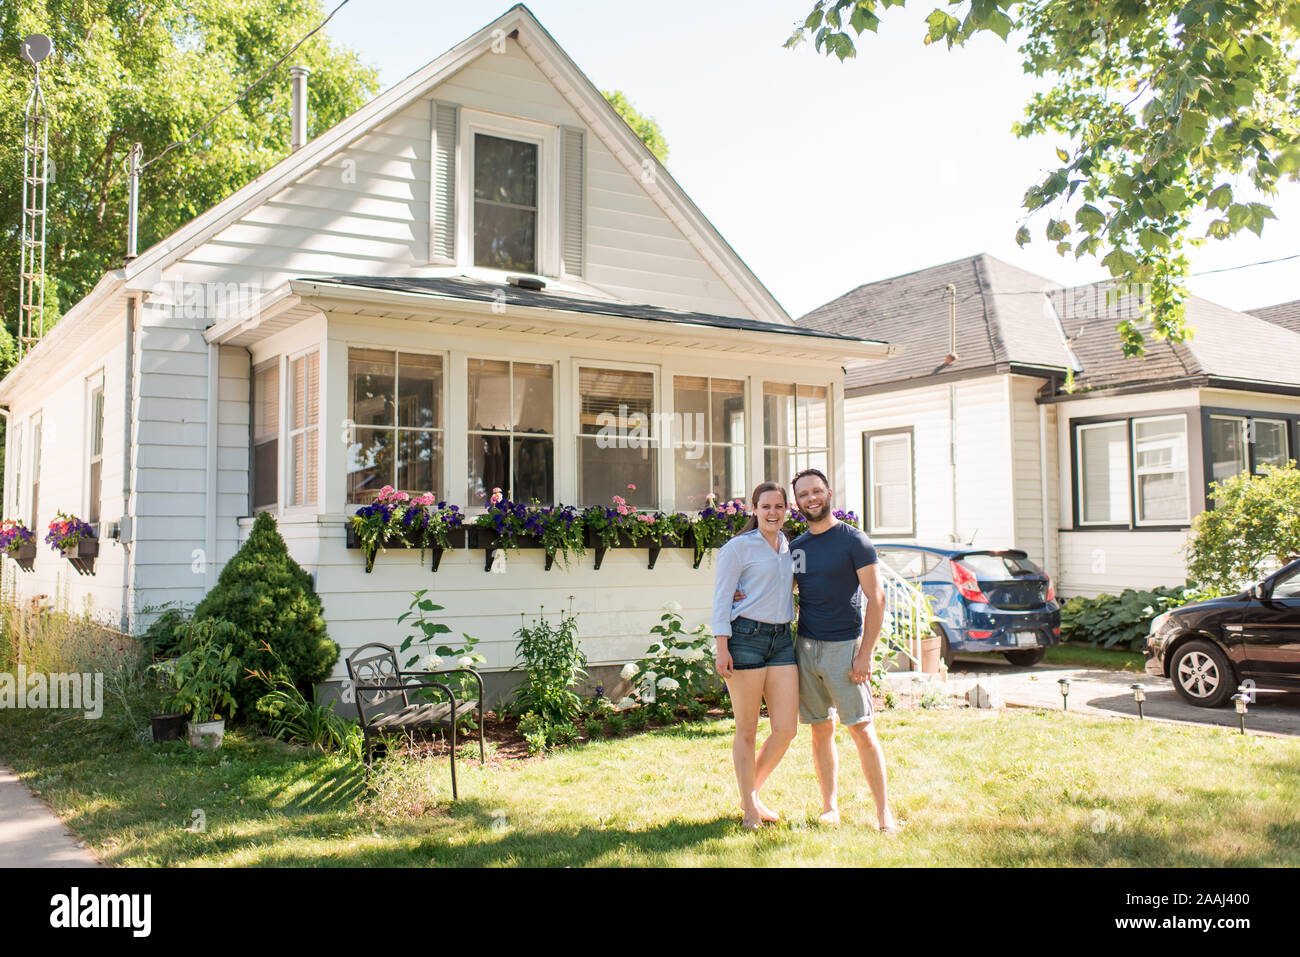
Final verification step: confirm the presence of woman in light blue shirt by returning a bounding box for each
[711,480,797,829]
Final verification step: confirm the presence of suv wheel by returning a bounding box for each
[1004,647,1046,666]
[1169,639,1234,708]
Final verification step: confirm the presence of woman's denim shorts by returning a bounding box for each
[726,616,796,670]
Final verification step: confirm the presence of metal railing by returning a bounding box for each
[877,562,932,670]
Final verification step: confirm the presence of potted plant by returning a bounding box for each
[45,510,98,575]
[146,658,187,742]
[169,619,241,749]
[0,518,37,571]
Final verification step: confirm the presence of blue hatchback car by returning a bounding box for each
[875,544,1061,667]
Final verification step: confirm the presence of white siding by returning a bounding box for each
[1009,374,1057,573]
[1057,530,1190,596]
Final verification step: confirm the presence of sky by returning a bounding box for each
[326,0,1300,319]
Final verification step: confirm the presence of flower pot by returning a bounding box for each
[920,636,942,674]
[346,523,466,572]
[60,539,99,576]
[6,543,36,572]
[150,712,187,742]
[187,718,226,750]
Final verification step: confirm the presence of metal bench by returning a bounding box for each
[345,642,486,799]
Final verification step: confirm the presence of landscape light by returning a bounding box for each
[1130,682,1146,720]
[1058,676,1071,711]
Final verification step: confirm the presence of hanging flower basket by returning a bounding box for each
[1,519,37,572]
[348,488,465,572]
[46,511,98,576]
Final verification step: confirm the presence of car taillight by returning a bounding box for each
[1045,576,1055,602]
[967,630,993,639]
[951,560,990,603]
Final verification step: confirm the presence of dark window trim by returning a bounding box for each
[862,426,915,538]
[1200,405,1299,506]
[1068,407,1201,531]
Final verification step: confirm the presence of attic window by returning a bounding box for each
[474,133,538,273]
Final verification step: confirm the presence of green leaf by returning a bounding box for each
[1158,185,1188,213]
[1046,218,1070,241]
[850,4,880,33]
[804,7,825,31]
[1075,204,1105,233]
[1176,110,1207,146]
[1055,147,1071,163]
[1016,225,1032,247]
[1206,184,1232,210]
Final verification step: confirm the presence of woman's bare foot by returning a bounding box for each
[753,794,780,823]
[817,808,840,826]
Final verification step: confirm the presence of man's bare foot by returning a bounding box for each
[817,808,840,826]
[753,794,780,822]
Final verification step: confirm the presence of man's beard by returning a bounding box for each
[801,500,830,522]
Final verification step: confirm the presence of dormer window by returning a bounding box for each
[474,134,538,273]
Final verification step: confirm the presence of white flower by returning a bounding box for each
[457,655,476,670]
[420,654,443,671]
[657,677,680,691]
[678,646,706,661]
[620,663,639,680]
[617,696,638,710]
[664,600,683,614]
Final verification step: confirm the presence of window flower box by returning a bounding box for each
[346,523,467,572]
[1,519,37,572]
[46,511,98,576]
[469,523,555,571]
[348,488,466,572]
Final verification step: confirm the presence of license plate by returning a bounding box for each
[1015,631,1039,647]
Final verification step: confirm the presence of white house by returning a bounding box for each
[799,253,1300,597]
[0,4,896,690]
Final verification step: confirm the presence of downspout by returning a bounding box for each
[944,283,959,542]
[205,342,219,590]
[120,294,138,632]
[1039,401,1051,574]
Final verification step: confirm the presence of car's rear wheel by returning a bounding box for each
[1004,647,1046,666]
[1169,639,1234,708]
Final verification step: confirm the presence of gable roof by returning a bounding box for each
[800,253,1300,397]
[1248,299,1300,335]
[797,253,1076,391]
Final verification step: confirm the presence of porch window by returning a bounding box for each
[1133,414,1189,525]
[864,430,913,536]
[347,349,444,503]
[288,352,319,507]
[577,366,657,507]
[1209,414,1289,484]
[1077,421,1130,525]
[468,358,554,505]
[30,414,42,530]
[252,361,279,510]
[762,382,829,487]
[474,133,538,273]
[673,376,746,509]
[87,386,104,524]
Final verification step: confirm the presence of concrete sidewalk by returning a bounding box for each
[895,660,1300,737]
[0,764,99,867]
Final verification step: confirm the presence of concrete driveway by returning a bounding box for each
[939,657,1300,737]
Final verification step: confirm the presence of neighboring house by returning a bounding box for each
[0,4,894,688]
[799,253,1300,597]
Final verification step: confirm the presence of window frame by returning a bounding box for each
[250,358,281,513]
[29,412,43,531]
[761,380,831,487]
[671,374,749,510]
[9,420,22,522]
[466,355,558,506]
[1203,408,1296,499]
[457,109,560,279]
[862,426,915,537]
[344,343,448,508]
[1131,413,1191,527]
[573,358,661,510]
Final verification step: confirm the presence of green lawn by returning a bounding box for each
[2,704,1295,867]
[1043,643,1145,672]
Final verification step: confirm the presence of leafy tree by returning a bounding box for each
[1186,462,1300,590]
[786,1,1300,355]
[0,0,380,349]
[603,89,669,162]
[192,510,339,716]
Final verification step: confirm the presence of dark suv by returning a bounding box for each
[1146,557,1300,707]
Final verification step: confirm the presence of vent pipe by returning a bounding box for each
[290,65,310,151]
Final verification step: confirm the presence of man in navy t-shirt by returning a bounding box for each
[790,468,900,832]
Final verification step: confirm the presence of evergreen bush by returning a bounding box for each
[192,511,338,714]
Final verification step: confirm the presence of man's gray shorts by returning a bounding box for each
[796,635,874,726]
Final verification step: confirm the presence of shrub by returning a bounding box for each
[191,511,338,715]
[1186,462,1300,590]
[1059,585,1220,651]
[603,712,627,736]
[510,604,586,729]
[621,603,715,714]
[248,642,362,759]
[141,603,193,658]
[168,619,242,721]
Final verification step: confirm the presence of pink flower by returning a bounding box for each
[705,492,716,502]
[616,505,633,516]
[395,491,410,502]
[416,493,436,506]
[490,491,503,505]
[612,495,626,507]
[637,514,654,523]
[724,504,736,515]
[378,485,395,498]
[627,483,637,491]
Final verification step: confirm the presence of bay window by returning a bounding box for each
[347,349,443,504]
[468,358,554,504]
[673,376,746,509]
[577,366,657,507]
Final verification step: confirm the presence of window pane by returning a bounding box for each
[1253,420,1288,471]
[514,436,553,503]
[763,382,796,447]
[291,352,319,431]
[474,205,537,273]
[253,364,279,442]
[350,349,395,428]
[469,433,510,505]
[674,376,710,444]
[1209,417,1247,483]
[796,384,827,450]
[712,378,745,445]
[578,437,656,506]
[88,463,101,525]
[90,391,105,457]
[717,442,746,502]
[253,440,278,509]
[468,358,511,432]
[1134,416,1187,524]
[290,428,318,507]
[870,435,911,532]
[513,363,553,433]
[398,352,441,429]
[675,447,712,510]
[397,429,440,496]
[579,368,654,435]
[474,134,537,207]
[764,447,794,488]
[1079,423,1130,524]
[347,427,393,503]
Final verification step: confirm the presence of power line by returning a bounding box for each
[138,0,353,172]
[1190,253,1300,277]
